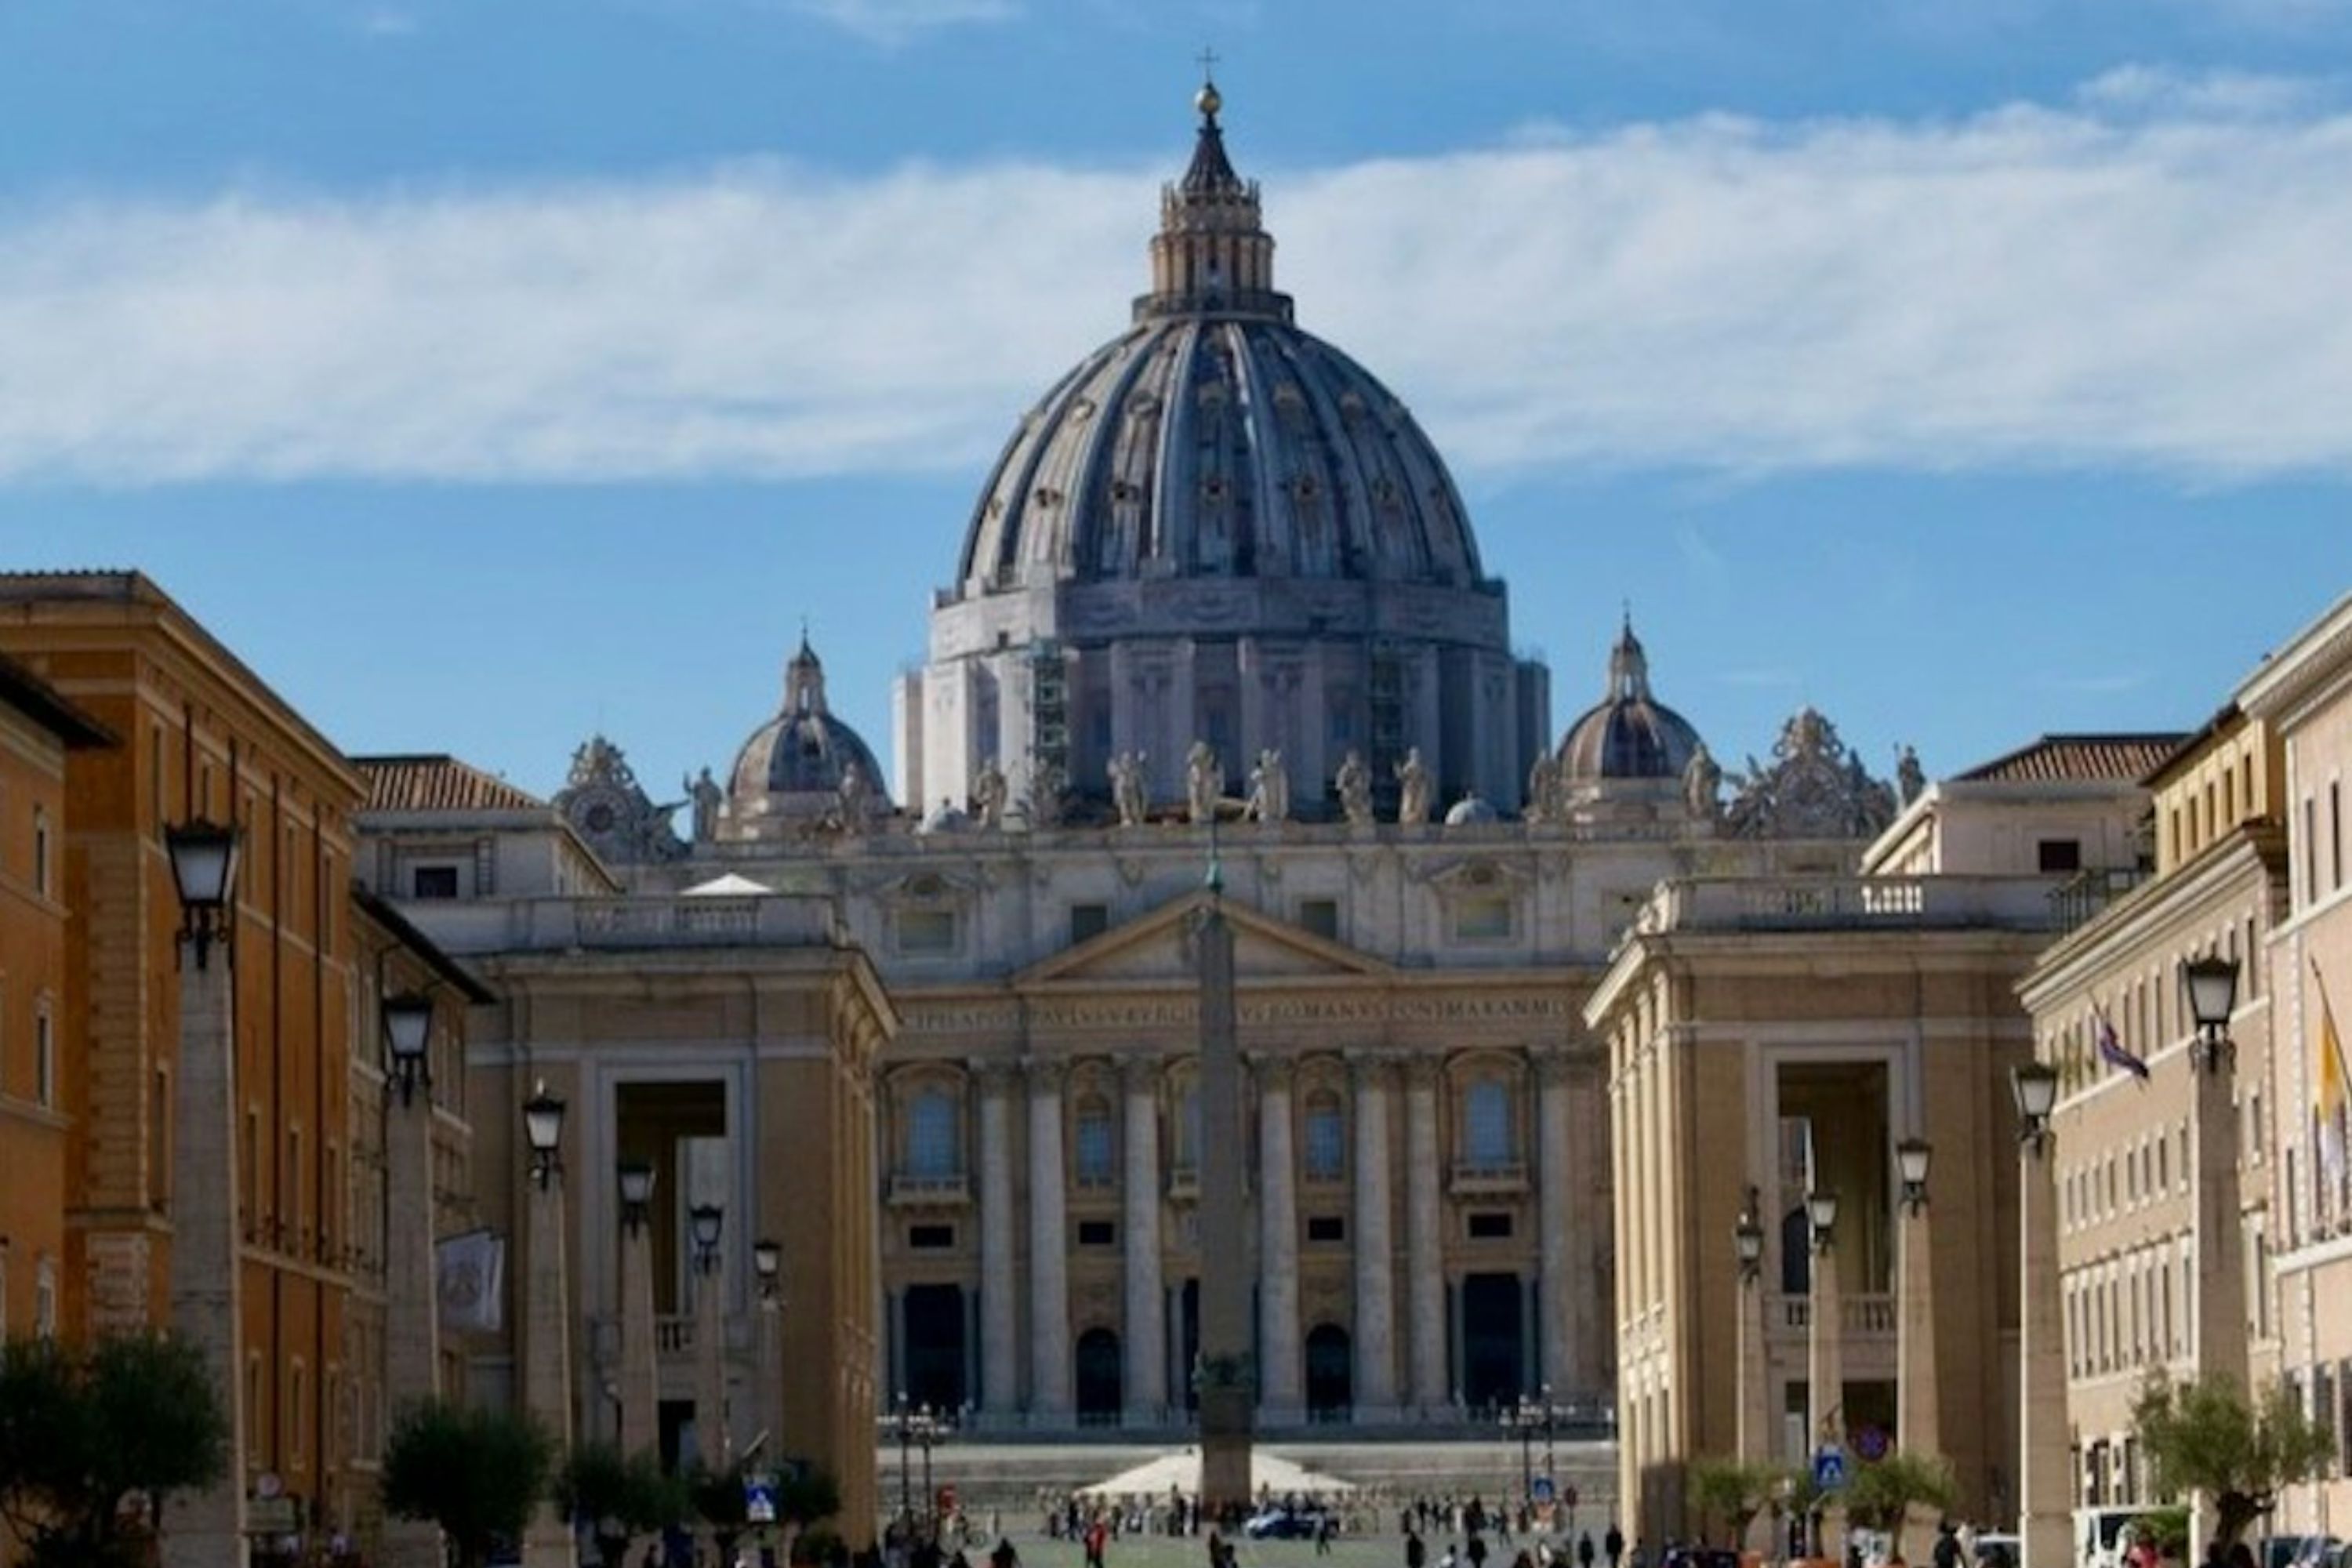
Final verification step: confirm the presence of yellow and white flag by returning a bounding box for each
[2316,960,2350,1189]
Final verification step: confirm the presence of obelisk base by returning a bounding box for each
[1200,1383,1254,1518]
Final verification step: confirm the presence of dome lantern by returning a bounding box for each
[1559,615,1706,786]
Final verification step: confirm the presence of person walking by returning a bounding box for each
[1578,1534,1595,1568]
[1409,1529,1429,1568]
[989,1538,1021,1568]
[1605,1525,1625,1568]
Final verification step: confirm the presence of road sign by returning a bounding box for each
[1532,1478,1555,1504]
[1813,1446,1849,1494]
[745,1473,779,1526]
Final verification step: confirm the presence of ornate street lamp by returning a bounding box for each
[753,1240,782,1302]
[523,1083,566,1188]
[690,1202,725,1275]
[382,993,434,1108]
[618,1162,657,1232]
[1735,1187,1766,1283]
[1896,1138,1933,1215]
[1806,1188,1840,1251]
[2183,954,2241,1073]
[165,818,240,969]
[2012,1062,2060,1152]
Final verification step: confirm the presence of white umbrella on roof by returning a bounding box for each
[1076,1450,1357,1500]
[683,872,770,896]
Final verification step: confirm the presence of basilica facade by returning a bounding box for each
[370,82,1904,1446]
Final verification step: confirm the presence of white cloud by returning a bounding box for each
[8,74,2352,485]
[790,0,1018,45]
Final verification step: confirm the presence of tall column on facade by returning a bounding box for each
[1404,1058,1448,1412]
[1734,1189,1770,1472]
[617,1163,661,1459]
[1348,1053,1399,1417]
[1895,1139,1941,1461]
[2014,1064,2069,1568]
[974,1061,1019,1425]
[1121,1055,1169,1425]
[162,927,251,1568]
[1807,1188,1846,1565]
[1534,1047,1576,1396]
[1024,1057,1072,1421]
[691,1207,728,1467]
[1255,1054,1302,1422]
[381,1004,445,1568]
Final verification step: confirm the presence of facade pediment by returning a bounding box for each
[1014,889,1394,989]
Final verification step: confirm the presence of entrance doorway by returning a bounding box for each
[1076,1327,1123,1424]
[1461,1273,1525,1409]
[903,1284,967,1410]
[1305,1324,1352,1420]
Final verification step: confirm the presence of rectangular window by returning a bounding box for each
[1073,1108,1115,1187]
[1455,895,1513,942]
[410,865,459,900]
[1302,1102,1345,1181]
[1305,1215,1345,1244]
[2308,798,2321,904]
[34,1007,52,1109]
[907,1224,956,1250]
[1298,898,1340,941]
[896,909,957,956]
[1069,903,1110,945]
[2335,782,2344,891]
[2038,838,2083,873]
[31,808,49,896]
[1076,1219,1116,1248]
[1466,1081,1513,1167]
[1466,1211,1514,1240]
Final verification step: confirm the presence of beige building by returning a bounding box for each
[1589,734,2176,1544]
[2238,592,2352,1532]
[2019,709,2288,1520]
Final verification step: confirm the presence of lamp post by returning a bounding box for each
[1894,1137,1940,1461]
[160,819,250,1568]
[521,1082,577,1567]
[2013,1061,2066,1568]
[616,1161,659,1458]
[2183,953,2250,1552]
[691,1201,728,1469]
[1504,1394,1537,1510]
[1806,1185,1845,1565]
[1735,1187,1770,1473]
[886,1395,952,1537]
[753,1240,782,1465]
[381,992,444,1568]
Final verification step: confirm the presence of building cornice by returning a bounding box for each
[2236,589,2352,728]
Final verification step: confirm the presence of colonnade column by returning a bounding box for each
[974,1060,1019,1425]
[1024,1056,1072,1421]
[1121,1056,1167,1425]
[1404,1058,1448,1412]
[1534,1047,1575,1396]
[1348,1052,1398,1417]
[1255,1054,1301,1422]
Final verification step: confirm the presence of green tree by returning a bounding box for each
[1687,1457,1780,1548]
[691,1460,754,1568]
[2131,1372,2336,1548]
[1842,1453,1958,1564]
[382,1399,554,1568]
[0,1332,229,1568]
[557,1441,685,1568]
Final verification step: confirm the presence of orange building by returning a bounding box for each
[0,651,113,1345]
[0,573,368,1543]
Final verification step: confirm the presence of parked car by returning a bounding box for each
[1245,1508,1334,1541]
[2263,1536,2344,1568]
[1973,1534,2020,1568]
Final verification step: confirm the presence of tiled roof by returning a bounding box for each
[1956,733,2187,786]
[355,754,546,814]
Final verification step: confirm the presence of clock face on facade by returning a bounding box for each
[583,800,617,834]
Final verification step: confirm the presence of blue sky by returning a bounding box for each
[5,1,2351,802]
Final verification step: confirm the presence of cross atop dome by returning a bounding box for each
[785,626,829,716]
[1607,610,1654,702]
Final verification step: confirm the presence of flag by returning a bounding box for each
[2094,1003,2151,1083]
[437,1229,506,1337]
[2315,961,2350,1189]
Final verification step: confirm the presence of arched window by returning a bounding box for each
[906,1088,961,1179]
[1301,1090,1345,1183]
[1074,1093,1116,1189]
[1465,1080,1513,1168]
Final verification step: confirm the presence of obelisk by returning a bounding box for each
[1195,849,1255,1515]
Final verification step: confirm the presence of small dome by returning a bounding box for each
[728,633,891,818]
[1559,617,1704,783]
[1444,792,1500,826]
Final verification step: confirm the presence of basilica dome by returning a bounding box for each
[1560,619,1704,784]
[900,83,1549,822]
[729,635,890,822]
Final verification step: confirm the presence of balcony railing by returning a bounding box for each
[1773,1293,1898,1338]
[887,1173,971,1207]
[1449,1161,1529,1196]
[1630,876,2065,942]
[398,894,840,953]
